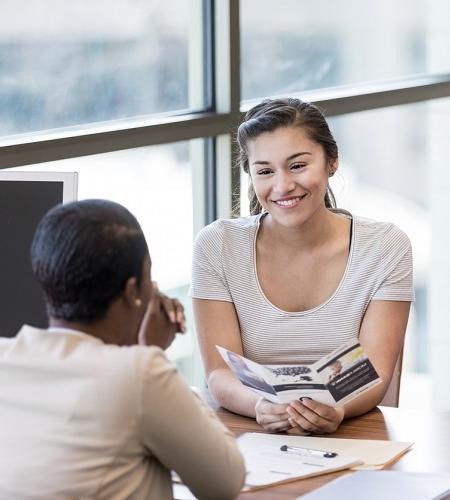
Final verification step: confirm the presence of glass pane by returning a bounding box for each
[239,99,450,410]
[10,139,205,385]
[0,0,205,137]
[241,0,450,101]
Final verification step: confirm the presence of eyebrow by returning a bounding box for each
[252,152,312,165]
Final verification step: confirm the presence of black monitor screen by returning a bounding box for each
[0,181,63,337]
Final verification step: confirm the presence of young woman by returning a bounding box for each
[0,199,244,500]
[192,98,413,434]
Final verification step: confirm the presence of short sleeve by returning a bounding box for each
[190,220,233,302]
[372,224,415,301]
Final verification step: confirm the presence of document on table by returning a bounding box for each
[238,433,413,490]
[238,433,362,490]
[280,435,413,470]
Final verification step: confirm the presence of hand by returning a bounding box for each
[159,293,186,333]
[138,283,184,349]
[287,398,345,434]
[255,398,292,433]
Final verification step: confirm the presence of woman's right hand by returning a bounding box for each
[255,398,292,432]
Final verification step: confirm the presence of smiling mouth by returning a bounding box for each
[273,194,307,207]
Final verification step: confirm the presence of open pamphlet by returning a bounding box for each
[237,433,362,490]
[217,341,381,406]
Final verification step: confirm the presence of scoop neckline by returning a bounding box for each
[252,210,355,316]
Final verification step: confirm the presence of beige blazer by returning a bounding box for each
[0,326,244,499]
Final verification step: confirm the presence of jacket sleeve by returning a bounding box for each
[138,347,245,500]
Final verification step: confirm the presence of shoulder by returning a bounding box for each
[196,215,260,238]
[118,344,170,374]
[83,343,171,383]
[353,215,412,259]
[134,345,173,376]
[355,215,410,242]
[194,215,260,249]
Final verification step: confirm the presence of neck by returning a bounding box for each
[48,305,136,346]
[260,206,339,251]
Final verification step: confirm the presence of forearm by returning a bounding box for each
[208,368,260,418]
[342,384,386,419]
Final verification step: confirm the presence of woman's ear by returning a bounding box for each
[123,277,142,309]
[329,158,339,177]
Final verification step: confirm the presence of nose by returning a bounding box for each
[274,171,296,194]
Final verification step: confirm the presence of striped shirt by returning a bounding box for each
[191,212,414,365]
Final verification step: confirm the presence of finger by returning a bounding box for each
[288,403,336,433]
[257,411,290,426]
[297,398,337,421]
[160,296,177,323]
[262,419,292,433]
[174,300,186,332]
[287,411,321,434]
[289,401,325,427]
[259,401,289,416]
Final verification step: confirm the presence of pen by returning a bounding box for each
[280,444,338,458]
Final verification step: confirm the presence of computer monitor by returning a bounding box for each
[0,171,78,337]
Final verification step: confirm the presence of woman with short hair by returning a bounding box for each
[0,199,244,500]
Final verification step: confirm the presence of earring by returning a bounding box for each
[135,298,142,307]
[329,171,335,177]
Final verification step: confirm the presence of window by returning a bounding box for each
[0,0,206,137]
[241,0,450,101]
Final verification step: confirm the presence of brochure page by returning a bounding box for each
[217,342,381,407]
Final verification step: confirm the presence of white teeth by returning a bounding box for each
[276,196,303,206]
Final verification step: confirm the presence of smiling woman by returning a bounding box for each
[191,97,414,435]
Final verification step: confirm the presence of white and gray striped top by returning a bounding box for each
[191,213,414,365]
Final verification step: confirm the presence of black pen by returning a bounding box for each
[280,444,338,458]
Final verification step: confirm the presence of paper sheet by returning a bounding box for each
[238,434,362,489]
[239,433,413,473]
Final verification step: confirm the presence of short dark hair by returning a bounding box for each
[237,97,338,215]
[31,199,149,322]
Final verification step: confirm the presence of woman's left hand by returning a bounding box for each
[287,398,345,434]
[159,294,186,333]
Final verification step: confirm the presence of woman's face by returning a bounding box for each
[247,126,336,229]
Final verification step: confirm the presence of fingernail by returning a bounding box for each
[170,311,176,322]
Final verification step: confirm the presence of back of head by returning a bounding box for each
[31,199,149,323]
[237,97,338,214]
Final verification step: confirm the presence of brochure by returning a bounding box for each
[217,341,381,406]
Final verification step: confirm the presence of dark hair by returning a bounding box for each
[31,199,149,323]
[237,97,337,215]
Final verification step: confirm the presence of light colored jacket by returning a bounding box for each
[0,326,245,499]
